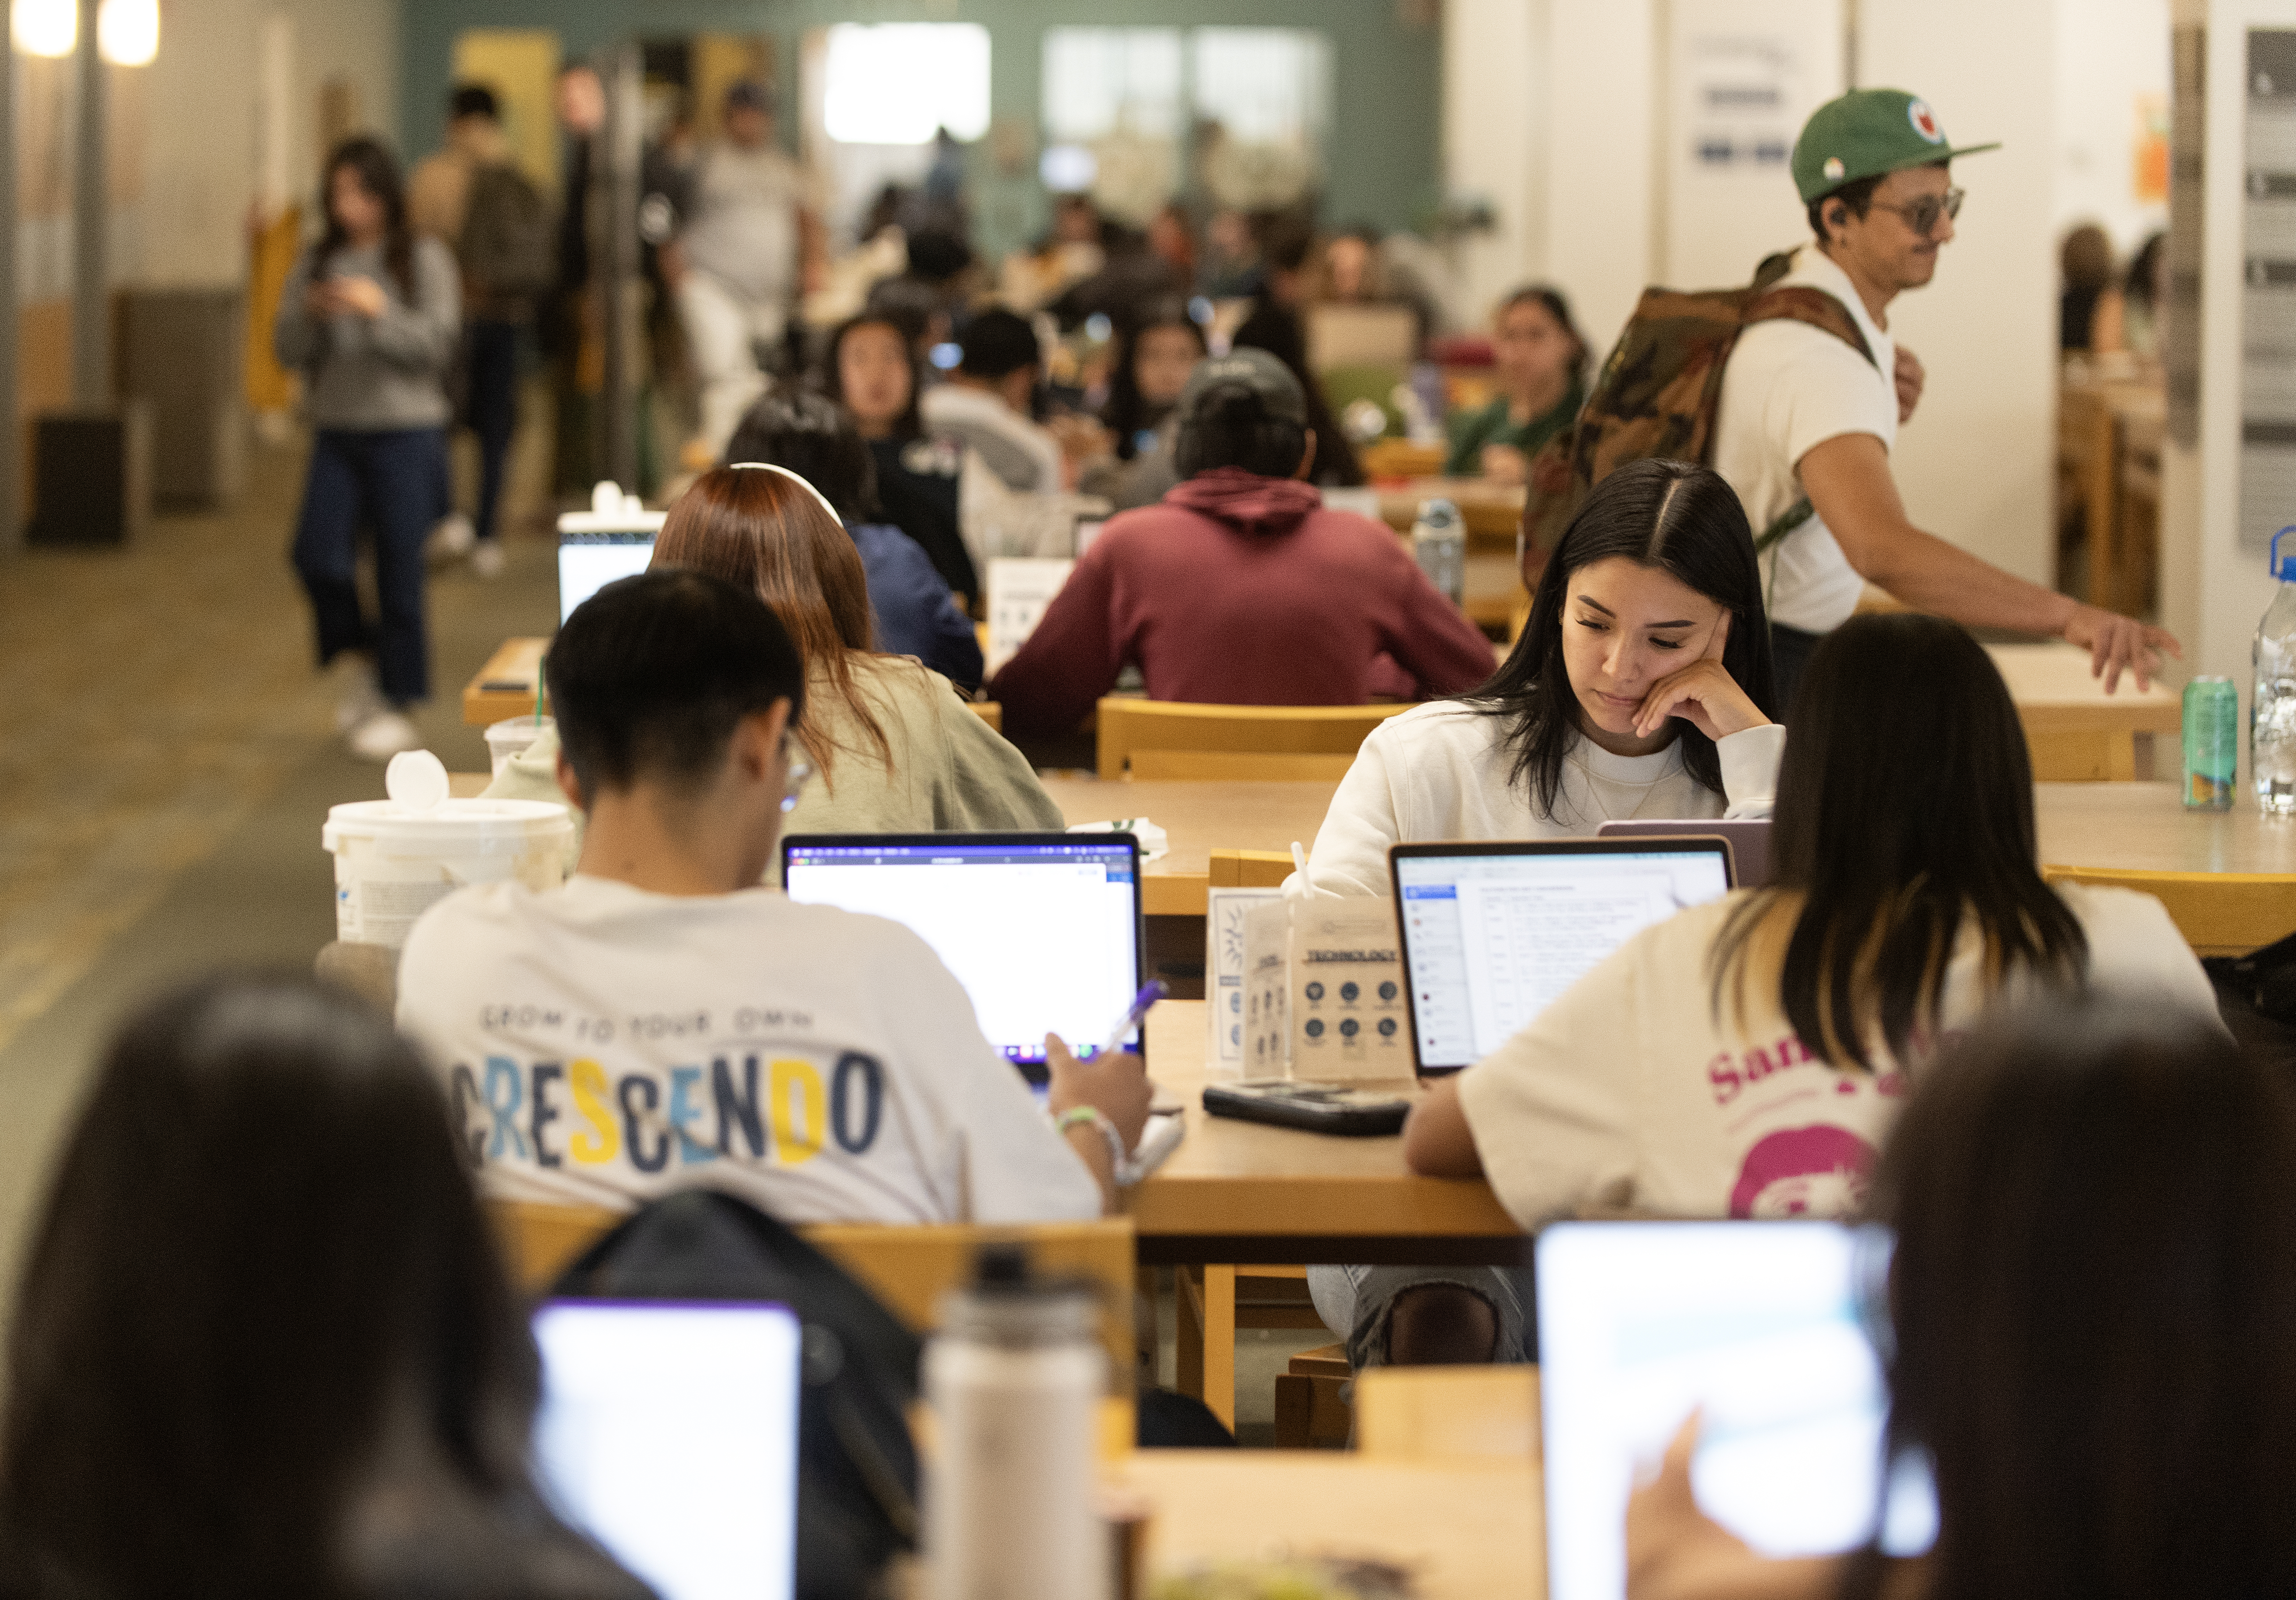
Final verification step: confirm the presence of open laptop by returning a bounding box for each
[1598,818,1775,887]
[1536,1221,1937,1600]
[557,512,665,625]
[1389,838,1734,1076]
[781,833,1146,1076]
[533,1299,801,1600]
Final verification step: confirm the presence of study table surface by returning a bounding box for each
[1130,1001,1520,1266]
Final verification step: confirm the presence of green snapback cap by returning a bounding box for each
[1791,88,2000,203]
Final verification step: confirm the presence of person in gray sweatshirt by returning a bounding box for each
[275,137,461,761]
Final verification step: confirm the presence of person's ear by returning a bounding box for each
[555,749,588,813]
[731,698,795,786]
[1293,428,1316,482]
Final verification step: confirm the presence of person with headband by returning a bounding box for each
[403,569,1148,1222]
[483,462,1059,862]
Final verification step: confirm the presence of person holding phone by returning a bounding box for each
[275,137,461,761]
[1626,995,2296,1600]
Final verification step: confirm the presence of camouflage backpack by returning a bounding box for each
[1520,252,1875,580]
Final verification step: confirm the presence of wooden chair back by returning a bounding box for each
[2041,865,2296,958]
[486,1201,1137,1383]
[968,701,1003,733]
[1096,698,1410,780]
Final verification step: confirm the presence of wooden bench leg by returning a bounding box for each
[1171,1264,1238,1431]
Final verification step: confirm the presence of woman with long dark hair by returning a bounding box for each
[275,137,461,761]
[1080,298,1207,512]
[1443,285,1587,482]
[0,976,648,1600]
[822,310,975,604]
[1402,611,2215,1231]
[1297,459,1784,898]
[1626,995,2293,1600]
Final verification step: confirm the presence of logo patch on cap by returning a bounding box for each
[1823,156,1846,181]
[1907,99,1944,143]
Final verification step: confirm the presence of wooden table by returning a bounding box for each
[2035,782,2296,874]
[1119,1451,1544,1600]
[1989,642,2181,781]
[464,637,549,726]
[1374,477,1528,542]
[1044,777,1337,917]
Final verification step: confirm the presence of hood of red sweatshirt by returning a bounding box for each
[1163,467,1323,538]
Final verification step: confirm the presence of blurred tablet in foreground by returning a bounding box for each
[534,1300,801,1600]
[1536,1221,1936,1600]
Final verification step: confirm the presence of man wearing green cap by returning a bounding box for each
[1710,87,2177,704]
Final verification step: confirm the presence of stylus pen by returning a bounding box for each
[1096,980,1167,1058]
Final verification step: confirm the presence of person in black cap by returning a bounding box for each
[1708,87,2176,706]
[987,348,1493,735]
[666,78,826,453]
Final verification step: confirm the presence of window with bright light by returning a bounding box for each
[1191,29,1330,150]
[821,23,990,146]
[1043,28,1184,144]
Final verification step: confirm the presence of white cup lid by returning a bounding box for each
[385,749,450,812]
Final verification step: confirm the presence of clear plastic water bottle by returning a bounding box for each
[1412,498,1465,608]
[2254,526,2296,814]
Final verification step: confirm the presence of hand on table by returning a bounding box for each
[1045,1032,1152,1151]
[1480,443,1530,486]
[1893,345,1925,425]
[1633,611,1770,741]
[2062,603,2181,694]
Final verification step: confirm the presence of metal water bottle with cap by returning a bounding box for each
[1411,497,1465,608]
[923,1245,1108,1600]
[2254,526,2296,813]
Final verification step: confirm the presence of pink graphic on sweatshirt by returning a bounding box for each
[1728,1124,1879,1218]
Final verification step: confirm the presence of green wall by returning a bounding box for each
[398,0,1443,249]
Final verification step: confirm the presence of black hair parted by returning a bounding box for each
[1175,383,1308,480]
[1464,459,1777,814]
[726,390,881,522]
[549,568,807,801]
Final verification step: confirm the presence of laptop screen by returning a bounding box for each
[781,834,1144,1070]
[1537,1222,1937,1600]
[1391,840,1731,1073]
[533,1300,801,1600]
[559,530,658,624]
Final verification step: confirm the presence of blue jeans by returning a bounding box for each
[465,318,522,543]
[291,427,447,705]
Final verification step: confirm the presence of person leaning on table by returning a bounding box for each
[1710,87,2177,708]
[1366,614,2216,1372]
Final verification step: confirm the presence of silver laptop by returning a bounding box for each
[1598,818,1775,886]
[1389,837,1734,1075]
[534,1299,801,1600]
[1536,1221,1936,1600]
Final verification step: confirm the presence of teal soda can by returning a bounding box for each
[2184,676,2238,811]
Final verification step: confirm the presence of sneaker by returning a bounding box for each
[469,539,506,579]
[426,512,476,566]
[346,709,424,762]
[333,658,386,734]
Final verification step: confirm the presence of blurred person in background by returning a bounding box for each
[1232,221,1364,488]
[2093,229,2166,359]
[276,137,461,762]
[824,309,975,607]
[2059,222,2116,353]
[1081,298,1206,511]
[1444,286,1588,484]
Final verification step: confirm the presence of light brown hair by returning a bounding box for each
[654,466,890,786]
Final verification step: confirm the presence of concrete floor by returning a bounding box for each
[0,427,1336,1436]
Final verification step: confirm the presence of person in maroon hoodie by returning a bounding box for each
[989,349,1497,735]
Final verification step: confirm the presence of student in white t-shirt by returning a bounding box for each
[1298,458,1785,901]
[397,568,1149,1224]
[1708,87,2175,708]
[1389,613,2216,1368]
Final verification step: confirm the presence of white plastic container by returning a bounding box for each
[486,715,555,779]
[322,796,573,948]
[923,1249,1108,1600]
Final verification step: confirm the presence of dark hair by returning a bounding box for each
[1175,383,1307,480]
[449,82,499,122]
[1711,614,2086,1071]
[2126,230,2165,313]
[1497,284,1590,387]
[1104,300,1206,461]
[727,391,881,523]
[654,469,890,787]
[1228,303,1362,487]
[955,307,1039,381]
[1866,996,2296,1600]
[2060,223,2113,293]
[1807,173,1885,245]
[550,566,807,799]
[1260,217,1317,276]
[905,228,974,284]
[824,313,925,440]
[314,136,415,299]
[0,976,644,1600]
[1466,459,1776,814]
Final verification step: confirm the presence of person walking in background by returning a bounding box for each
[1444,287,1587,483]
[665,79,827,455]
[410,83,554,578]
[549,62,607,497]
[275,138,461,762]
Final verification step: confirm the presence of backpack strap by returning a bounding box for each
[1753,496,1816,554]
[1737,272,1877,568]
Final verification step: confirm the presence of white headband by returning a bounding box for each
[725,461,844,525]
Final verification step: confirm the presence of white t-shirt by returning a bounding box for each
[1708,246,1896,634]
[680,143,814,305]
[1455,882,2220,1228]
[1297,702,1785,899]
[922,385,1066,495]
[395,875,1101,1225]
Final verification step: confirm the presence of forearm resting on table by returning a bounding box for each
[1802,434,2074,635]
[1065,1124,1121,1214]
[1401,1076,1483,1178]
